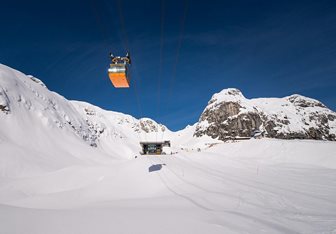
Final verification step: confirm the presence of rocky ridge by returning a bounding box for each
[194,88,336,141]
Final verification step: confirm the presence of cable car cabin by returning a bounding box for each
[140,141,171,155]
[108,52,131,88]
[108,64,129,88]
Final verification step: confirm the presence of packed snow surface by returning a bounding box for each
[1,64,336,233]
[1,139,336,234]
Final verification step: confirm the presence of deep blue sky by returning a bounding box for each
[1,0,336,130]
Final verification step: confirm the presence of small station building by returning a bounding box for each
[140,141,171,155]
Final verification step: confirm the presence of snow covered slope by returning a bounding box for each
[195,88,336,140]
[0,139,336,234]
[1,64,336,234]
[0,64,178,176]
[0,63,218,176]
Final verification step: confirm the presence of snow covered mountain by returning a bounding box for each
[195,88,336,141]
[1,64,336,234]
[0,64,181,176]
[2,63,335,165]
[2,63,335,171]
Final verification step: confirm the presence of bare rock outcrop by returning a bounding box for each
[195,88,336,141]
[0,88,10,114]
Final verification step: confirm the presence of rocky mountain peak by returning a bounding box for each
[139,118,166,133]
[195,88,336,141]
[287,94,326,108]
[208,88,245,106]
[215,88,244,98]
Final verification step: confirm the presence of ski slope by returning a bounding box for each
[1,64,336,233]
[1,139,336,234]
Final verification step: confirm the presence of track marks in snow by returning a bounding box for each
[146,152,336,233]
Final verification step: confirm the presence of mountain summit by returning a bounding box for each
[195,88,336,140]
[1,63,335,176]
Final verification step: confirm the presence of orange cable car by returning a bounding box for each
[108,52,131,88]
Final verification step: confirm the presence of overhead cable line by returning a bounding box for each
[156,0,166,142]
[115,0,146,142]
[168,0,189,98]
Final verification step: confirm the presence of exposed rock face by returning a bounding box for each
[0,88,10,114]
[71,102,169,145]
[27,75,47,88]
[139,118,166,133]
[195,88,336,141]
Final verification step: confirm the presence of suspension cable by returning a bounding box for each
[90,0,144,144]
[115,0,146,143]
[90,0,112,49]
[156,0,166,142]
[161,0,189,141]
[168,0,189,97]
[116,0,130,50]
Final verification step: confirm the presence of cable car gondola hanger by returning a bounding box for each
[108,51,131,88]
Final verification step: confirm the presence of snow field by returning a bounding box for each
[1,64,336,233]
[1,139,336,234]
